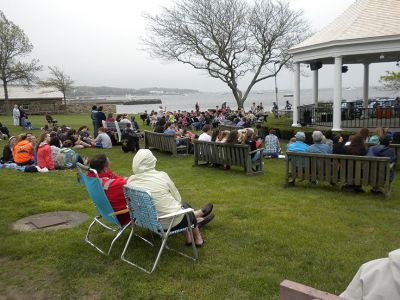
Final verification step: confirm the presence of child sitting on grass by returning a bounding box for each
[55,140,87,169]
[95,127,112,149]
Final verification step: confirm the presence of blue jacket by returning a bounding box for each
[308,143,332,154]
[287,141,309,153]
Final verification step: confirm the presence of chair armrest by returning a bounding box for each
[108,208,129,216]
[158,208,194,220]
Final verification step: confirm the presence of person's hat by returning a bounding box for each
[295,131,305,140]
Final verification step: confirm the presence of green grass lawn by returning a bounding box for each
[0,113,399,299]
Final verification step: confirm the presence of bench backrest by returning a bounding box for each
[286,151,391,187]
[218,124,244,131]
[144,131,179,154]
[194,140,250,166]
[280,280,344,300]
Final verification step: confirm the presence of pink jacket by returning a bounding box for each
[37,143,54,170]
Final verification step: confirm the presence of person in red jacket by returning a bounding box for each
[87,153,130,225]
[36,132,55,170]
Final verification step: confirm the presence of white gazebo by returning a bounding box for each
[289,0,400,130]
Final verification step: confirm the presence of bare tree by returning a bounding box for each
[0,10,41,113]
[143,0,309,109]
[38,66,74,105]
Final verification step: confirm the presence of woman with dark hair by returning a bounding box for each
[359,127,370,144]
[343,134,367,192]
[332,135,346,154]
[211,128,220,142]
[226,130,239,144]
[345,134,367,156]
[324,129,334,149]
[1,136,16,163]
[87,153,130,225]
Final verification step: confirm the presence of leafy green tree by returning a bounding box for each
[143,0,309,109]
[380,71,400,91]
[38,66,74,105]
[0,10,41,112]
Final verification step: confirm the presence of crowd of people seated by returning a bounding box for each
[286,127,396,194]
[141,103,267,132]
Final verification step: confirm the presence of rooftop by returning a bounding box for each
[0,86,63,100]
[292,0,400,50]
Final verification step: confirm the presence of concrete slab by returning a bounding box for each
[13,211,88,232]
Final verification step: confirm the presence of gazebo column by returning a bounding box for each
[363,62,369,108]
[312,69,319,107]
[332,56,342,131]
[292,62,301,127]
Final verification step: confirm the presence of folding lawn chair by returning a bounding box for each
[77,163,130,255]
[121,185,198,273]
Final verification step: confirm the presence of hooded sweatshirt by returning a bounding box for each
[37,142,54,170]
[127,149,183,229]
[340,249,400,300]
[13,139,34,164]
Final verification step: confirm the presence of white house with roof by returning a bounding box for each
[289,0,400,130]
[0,86,64,114]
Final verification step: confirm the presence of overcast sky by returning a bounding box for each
[1,0,398,92]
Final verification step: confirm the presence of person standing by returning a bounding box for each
[18,106,26,127]
[95,106,106,137]
[12,104,20,126]
[90,105,98,137]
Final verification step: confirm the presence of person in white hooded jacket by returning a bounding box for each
[340,249,400,300]
[127,149,214,247]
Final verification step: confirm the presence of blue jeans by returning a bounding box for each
[93,122,99,138]
[262,150,278,158]
[252,151,261,171]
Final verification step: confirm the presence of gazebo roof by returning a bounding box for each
[290,0,400,64]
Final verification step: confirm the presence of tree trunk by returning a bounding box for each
[63,93,66,105]
[2,81,10,114]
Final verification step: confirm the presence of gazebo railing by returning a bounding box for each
[298,105,400,128]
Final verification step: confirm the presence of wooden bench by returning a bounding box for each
[102,121,142,142]
[280,280,344,300]
[144,130,189,156]
[193,140,264,175]
[285,151,393,198]
[217,124,244,131]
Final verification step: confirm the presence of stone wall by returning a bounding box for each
[66,103,116,114]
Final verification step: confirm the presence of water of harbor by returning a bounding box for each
[106,87,397,114]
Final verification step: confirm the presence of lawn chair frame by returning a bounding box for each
[77,163,130,255]
[121,185,198,273]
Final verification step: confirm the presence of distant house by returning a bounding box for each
[0,86,64,114]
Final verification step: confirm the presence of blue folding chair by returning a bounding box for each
[77,163,130,255]
[121,185,198,273]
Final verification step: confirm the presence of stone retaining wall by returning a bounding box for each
[66,103,116,114]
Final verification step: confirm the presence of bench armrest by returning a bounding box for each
[158,208,194,220]
[249,148,264,155]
